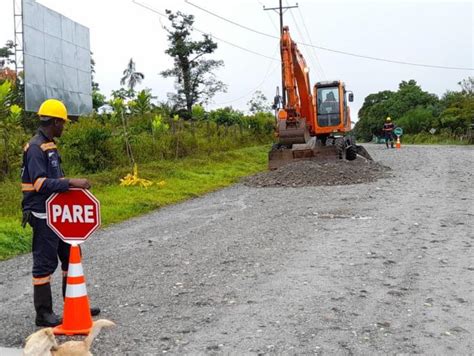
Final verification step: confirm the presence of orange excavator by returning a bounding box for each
[269,26,372,169]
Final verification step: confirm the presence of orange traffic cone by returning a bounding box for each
[396,136,401,149]
[54,244,93,335]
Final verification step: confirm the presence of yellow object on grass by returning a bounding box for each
[120,164,155,188]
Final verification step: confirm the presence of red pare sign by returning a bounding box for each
[46,188,101,244]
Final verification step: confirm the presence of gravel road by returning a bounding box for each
[1,144,473,355]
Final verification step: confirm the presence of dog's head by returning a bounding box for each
[24,327,58,356]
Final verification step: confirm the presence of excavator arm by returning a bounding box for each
[278,26,315,145]
[281,26,314,126]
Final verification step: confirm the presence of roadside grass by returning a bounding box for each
[402,133,472,145]
[0,145,269,260]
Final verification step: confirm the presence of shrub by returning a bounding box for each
[60,117,114,173]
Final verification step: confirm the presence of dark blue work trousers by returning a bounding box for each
[30,216,70,278]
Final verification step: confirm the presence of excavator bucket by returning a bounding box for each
[268,138,339,170]
[355,145,373,161]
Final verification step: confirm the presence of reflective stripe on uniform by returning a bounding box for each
[31,211,47,219]
[65,283,87,298]
[33,177,46,191]
[22,183,35,191]
[33,275,51,285]
[67,263,84,277]
[40,142,57,151]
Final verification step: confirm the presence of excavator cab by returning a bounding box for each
[314,81,352,137]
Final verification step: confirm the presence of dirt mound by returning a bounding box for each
[243,158,391,188]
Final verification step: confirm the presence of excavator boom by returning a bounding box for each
[277,26,314,145]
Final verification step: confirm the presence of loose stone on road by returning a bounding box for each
[0,144,472,354]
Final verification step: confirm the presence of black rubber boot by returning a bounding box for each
[63,275,101,316]
[90,307,101,316]
[34,283,61,327]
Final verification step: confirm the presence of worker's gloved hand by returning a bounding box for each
[21,211,32,228]
[68,178,91,189]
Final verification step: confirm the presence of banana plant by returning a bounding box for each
[110,97,135,171]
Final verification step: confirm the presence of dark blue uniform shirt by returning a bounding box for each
[383,122,395,132]
[21,129,69,213]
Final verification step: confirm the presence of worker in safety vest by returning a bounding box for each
[21,99,100,327]
[383,117,395,148]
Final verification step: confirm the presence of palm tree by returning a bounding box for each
[120,58,144,92]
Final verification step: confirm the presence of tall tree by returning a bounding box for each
[120,58,144,92]
[458,77,474,95]
[247,90,271,114]
[161,10,226,117]
[0,40,17,84]
[0,40,24,124]
[354,80,439,140]
[0,40,15,69]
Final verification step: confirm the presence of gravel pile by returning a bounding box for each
[243,158,391,187]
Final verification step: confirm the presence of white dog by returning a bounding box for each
[23,319,115,356]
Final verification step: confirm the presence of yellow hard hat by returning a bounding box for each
[386,117,391,122]
[38,99,69,121]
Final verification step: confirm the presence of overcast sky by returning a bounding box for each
[1,0,473,119]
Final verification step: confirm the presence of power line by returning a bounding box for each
[132,0,278,62]
[185,0,276,39]
[213,46,280,105]
[185,0,474,71]
[262,0,298,107]
[131,0,280,106]
[257,0,279,33]
[295,3,327,80]
[284,0,326,80]
[198,31,278,61]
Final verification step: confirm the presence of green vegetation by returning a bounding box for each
[355,78,474,144]
[161,10,226,117]
[0,13,275,260]
[58,107,274,174]
[0,81,27,177]
[0,145,269,260]
[402,133,471,145]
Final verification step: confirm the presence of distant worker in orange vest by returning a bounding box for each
[383,117,395,149]
[21,99,100,327]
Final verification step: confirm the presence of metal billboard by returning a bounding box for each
[22,0,92,116]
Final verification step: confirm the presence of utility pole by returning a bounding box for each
[263,0,298,107]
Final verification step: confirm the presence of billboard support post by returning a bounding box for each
[13,0,24,75]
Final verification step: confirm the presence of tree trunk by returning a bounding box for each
[2,135,9,178]
[181,57,194,119]
[121,111,135,171]
[175,119,181,159]
[191,118,196,138]
[171,117,176,135]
